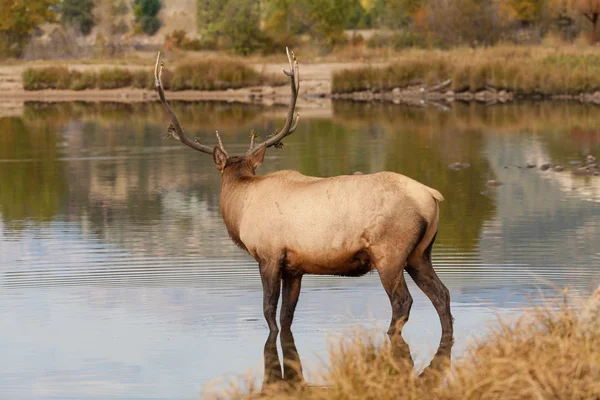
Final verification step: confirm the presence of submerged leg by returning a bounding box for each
[280,329,305,385]
[377,262,413,335]
[260,261,281,333]
[388,331,414,370]
[280,273,302,330]
[262,331,282,389]
[419,335,453,383]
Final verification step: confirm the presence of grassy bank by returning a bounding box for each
[332,46,600,95]
[22,58,285,91]
[223,300,600,399]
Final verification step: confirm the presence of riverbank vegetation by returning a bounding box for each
[223,298,600,399]
[21,58,284,91]
[332,46,600,95]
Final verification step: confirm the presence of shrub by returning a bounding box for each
[168,59,271,91]
[139,16,160,36]
[131,70,154,89]
[22,60,283,92]
[57,0,95,36]
[133,0,161,36]
[332,51,600,95]
[366,33,394,49]
[164,29,205,51]
[96,68,132,89]
[22,67,71,90]
[394,32,427,49]
[70,71,97,90]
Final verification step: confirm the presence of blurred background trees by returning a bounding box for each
[1,0,600,59]
[133,0,161,35]
[57,0,95,35]
[565,0,600,43]
[0,0,58,57]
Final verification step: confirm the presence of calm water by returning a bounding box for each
[1,101,599,399]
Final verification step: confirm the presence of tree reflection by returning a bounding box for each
[2,101,599,260]
[0,117,66,225]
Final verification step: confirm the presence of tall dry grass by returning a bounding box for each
[22,58,285,91]
[332,46,600,95]
[219,298,600,400]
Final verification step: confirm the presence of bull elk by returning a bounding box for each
[154,49,453,340]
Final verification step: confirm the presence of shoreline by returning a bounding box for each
[4,87,600,105]
[3,60,600,106]
[332,80,600,106]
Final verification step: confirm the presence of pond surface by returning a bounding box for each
[1,101,599,399]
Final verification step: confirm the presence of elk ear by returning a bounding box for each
[213,146,227,172]
[248,146,266,170]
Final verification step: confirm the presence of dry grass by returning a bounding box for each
[22,57,285,91]
[219,301,600,400]
[332,45,600,95]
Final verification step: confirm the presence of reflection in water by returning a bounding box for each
[261,330,453,393]
[0,101,599,399]
[263,330,305,391]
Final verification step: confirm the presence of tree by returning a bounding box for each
[220,0,265,54]
[502,0,546,24]
[367,0,419,29]
[0,0,57,57]
[425,0,507,47]
[565,0,600,43]
[133,0,160,35]
[196,0,227,37]
[57,0,95,35]
[302,0,356,47]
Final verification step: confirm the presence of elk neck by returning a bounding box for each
[217,161,259,249]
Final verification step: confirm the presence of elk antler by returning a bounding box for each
[154,52,220,155]
[246,47,300,155]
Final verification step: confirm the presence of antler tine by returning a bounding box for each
[292,50,299,93]
[246,48,300,155]
[154,52,214,155]
[215,131,228,156]
[248,130,256,151]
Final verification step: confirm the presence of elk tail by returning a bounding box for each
[428,188,444,202]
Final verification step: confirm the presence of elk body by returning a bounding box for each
[154,50,453,340]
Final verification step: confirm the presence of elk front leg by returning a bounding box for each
[280,273,302,330]
[377,264,413,335]
[260,261,282,333]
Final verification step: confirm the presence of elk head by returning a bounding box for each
[153,49,300,176]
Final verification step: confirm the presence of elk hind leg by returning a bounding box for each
[377,260,413,335]
[260,260,282,333]
[280,272,302,331]
[407,234,453,342]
